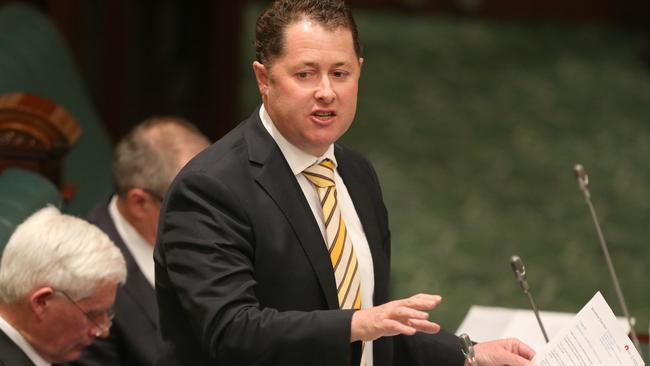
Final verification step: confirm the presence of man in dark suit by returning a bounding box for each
[154,0,536,365]
[72,117,209,366]
[0,206,126,365]
[0,329,34,366]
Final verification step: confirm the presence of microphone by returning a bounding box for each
[574,164,590,199]
[510,255,549,343]
[458,333,478,366]
[510,255,529,293]
[573,163,640,350]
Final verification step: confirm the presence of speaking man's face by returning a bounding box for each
[254,19,363,156]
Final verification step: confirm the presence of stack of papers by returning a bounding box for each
[456,292,644,365]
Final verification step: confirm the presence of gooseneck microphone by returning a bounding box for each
[510,255,549,343]
[573,163,640,350]
[459,333,478,366]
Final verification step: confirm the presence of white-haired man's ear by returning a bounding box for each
[29,287,55,320]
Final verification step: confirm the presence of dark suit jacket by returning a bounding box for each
[154,108,464,365]
[71,202,164,366]
[0,328,34,366]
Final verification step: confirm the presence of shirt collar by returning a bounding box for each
[259,104,337,175]
[108,195,155,287]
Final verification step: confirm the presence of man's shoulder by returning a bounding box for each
[335,142,368,160]
[178,108,274,183]
[86,199,111,225]
[185,112,259,171]
[85,200,122,244]
[334,142,376,172]
[0,330,34,365]
[84,201,133,262]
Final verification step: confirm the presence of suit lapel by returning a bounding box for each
[91,205,158,325]
[121,266,158,324]
[245,112,340,309]
[0,329,35,365]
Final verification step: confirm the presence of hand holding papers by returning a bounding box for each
[457,292,643,365]
[533,292,644,366]
[457,306,598,352]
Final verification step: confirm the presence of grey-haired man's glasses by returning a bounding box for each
[57,290,115,337]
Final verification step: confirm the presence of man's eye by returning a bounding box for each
[296,72,309,78]
[87,310,104,319]
[333,71,347,78]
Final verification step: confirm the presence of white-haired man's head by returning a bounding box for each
[0,205,126,363]
[0,205,126,302]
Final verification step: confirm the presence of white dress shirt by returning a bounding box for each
[0,313,50,366]
[108,195,155,287]
[260,105,374,365]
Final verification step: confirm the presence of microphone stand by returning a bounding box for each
[525,287,548,343]
[573,164,640,350]
[510,255,549,343]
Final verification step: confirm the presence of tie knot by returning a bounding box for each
[303,159,336,188]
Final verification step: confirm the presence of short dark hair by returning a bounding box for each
[112,116,209,198]
[255,0,361,67]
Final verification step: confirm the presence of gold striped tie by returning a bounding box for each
[303,159,362,310]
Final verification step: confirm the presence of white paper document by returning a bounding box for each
[533,292,644,366]
[456,306,630,352]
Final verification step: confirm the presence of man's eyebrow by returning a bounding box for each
[298,61,349,68]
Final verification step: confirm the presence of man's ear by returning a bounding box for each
[29,287,55,319]
[252,61,270,97]
[124,188,151,219]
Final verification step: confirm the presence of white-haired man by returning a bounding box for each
[0,206,127,365]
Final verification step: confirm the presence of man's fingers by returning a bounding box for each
[512,338,536,360]
[493,352,533,366]
[381,319,417,336]
[402,294,442,310]
[407,318,440,334]
[474,338,536,366]
[351,293,444,342]
[391,306,429,321]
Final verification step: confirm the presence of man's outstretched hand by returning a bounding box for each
[351,293,442,342]
[467,338,536,366]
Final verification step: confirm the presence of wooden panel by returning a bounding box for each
[43,1,245,142]
[349,0,649,24]
[0,93,80,193]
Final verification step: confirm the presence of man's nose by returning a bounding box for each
[315,76,335,103]
[89,323,110,339]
